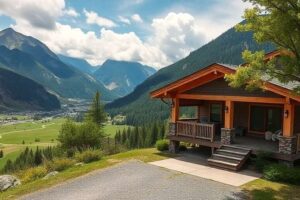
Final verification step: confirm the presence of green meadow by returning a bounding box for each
[0,117,129,171]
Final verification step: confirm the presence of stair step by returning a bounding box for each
[215,150,245,158]
[213,153,243,161]
[222,145,251,152]
[217,149,248,156]
[207,158,238,170]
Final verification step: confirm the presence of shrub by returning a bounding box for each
[66,148,76,158]
[263,164,300,185]
[58,120,104,150]
[45,158,75,172]
[35,138,40,142]
[20,166,47,183]
[75,149,103,163]
[155,139,169,151]
[0,150,3,158]
[251,151,272,172]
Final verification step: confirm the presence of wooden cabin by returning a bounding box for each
[150,51,300,170]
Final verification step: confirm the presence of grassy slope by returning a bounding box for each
[0,118,130,170]
[1,148,174,199]
[242,179,300,200]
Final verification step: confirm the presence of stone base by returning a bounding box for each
[169,140,179,154]
[169,122,176,136]
[221,128,235,145]
[279,136,297,155]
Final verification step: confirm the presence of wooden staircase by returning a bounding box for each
[207,145,251,171]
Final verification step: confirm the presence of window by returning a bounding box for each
[249,105,283,133]
[210,103,223,123]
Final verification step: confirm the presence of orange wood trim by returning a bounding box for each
[176,94,286,104]
[224,100,234,129]
[283,103,295,137]
[150,64,235,98]
[264,82,300,102]
[171,98,180,123]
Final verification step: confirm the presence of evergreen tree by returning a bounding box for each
[86,91,107,126]
[34,147,43,166]
[151,123,158,145]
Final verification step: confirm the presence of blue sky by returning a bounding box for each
[0,0,251,68]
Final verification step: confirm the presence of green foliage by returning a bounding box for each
[20,166,47,183]
[228,0,300,93]
[251,151,272,172]
[58,120,104,150]
[263,164,300,185]
[155,139,169,151]
[85,91,107,126]
[2,146,56,173]
[75,149,103,163]
[45,158,74,172]
[0,150,3,158]
[115,122,166,150]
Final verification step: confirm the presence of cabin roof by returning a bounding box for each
[150,50,300,102]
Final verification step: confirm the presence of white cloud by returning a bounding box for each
[118,16,131,25]
[84,9,117,28]
[0,0,64,30]
[148,12,206,63]
[63,8,79,17]
[131,14,143,23]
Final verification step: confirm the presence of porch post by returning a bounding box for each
[221,100,235,145]
[279,103,297,155]
[169,98,180,153]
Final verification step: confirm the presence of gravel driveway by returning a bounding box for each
[20,161,247,200]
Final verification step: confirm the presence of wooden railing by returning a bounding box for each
[297,134,300,153]
[176,121,215,142]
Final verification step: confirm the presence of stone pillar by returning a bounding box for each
[278,136,297,155]
[221,128,235,145]
[169,122,176,136]
[169,140,179,153]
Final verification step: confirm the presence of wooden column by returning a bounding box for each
[283,103,295,137]
[197,106,201,121]
[224,100,234,129]
[171,98,180,123]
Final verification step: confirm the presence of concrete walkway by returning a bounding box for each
[149,153,261,186]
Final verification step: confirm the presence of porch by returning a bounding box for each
[168,119,300,160]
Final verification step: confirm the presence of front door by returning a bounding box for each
[249,105,283,133]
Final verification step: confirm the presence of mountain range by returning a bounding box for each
[93,60,156,97]
[0,28,115,101]
[106,25,275,125]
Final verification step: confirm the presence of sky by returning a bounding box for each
[0,0,252,68]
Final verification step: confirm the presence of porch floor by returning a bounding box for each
[233,136,278,153]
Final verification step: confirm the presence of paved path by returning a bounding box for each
[150,154,261,186]
[20,161,247,200]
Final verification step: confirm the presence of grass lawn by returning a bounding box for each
[242,179,300,200]
[0,148,174,199]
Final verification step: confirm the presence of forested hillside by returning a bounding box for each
[106,25,275,125]
[0,67,60,111]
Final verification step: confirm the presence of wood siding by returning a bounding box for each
[185,78,283,98]
[233,102,249,130]
[294,106,300,134]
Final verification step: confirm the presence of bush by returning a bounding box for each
[75,149,103,163]
[0,150,3,158]
[263,164,300,185]
[155,139,169,151]
[35,138,40,142]
[20,166,48,183]
[58,120,104,150]
[45,158,75,172]
[251,151,272,172]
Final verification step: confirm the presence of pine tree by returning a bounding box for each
[86,91,107,126]
[34,147,43,166]
[151,123,158,145]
